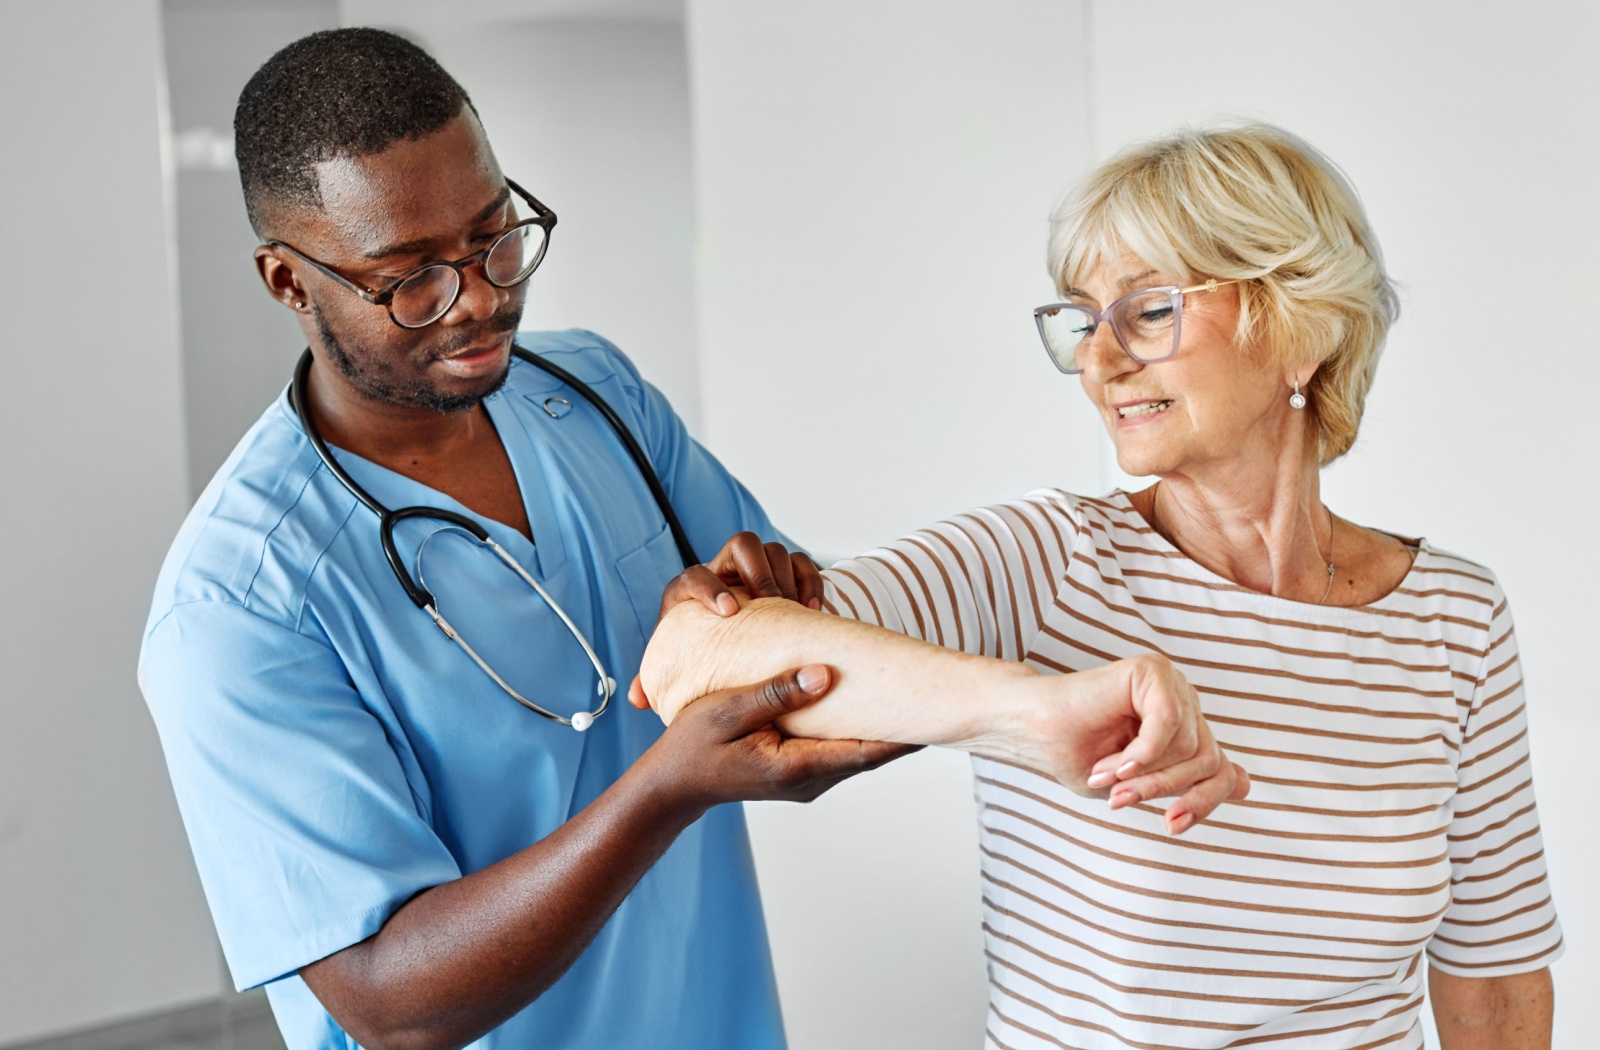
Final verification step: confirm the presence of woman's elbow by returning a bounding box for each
[1429,966,1553,1048]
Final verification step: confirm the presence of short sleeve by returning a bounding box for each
[1426,590,1564,977]
[139,601,460,990]
[821,490,1085,659]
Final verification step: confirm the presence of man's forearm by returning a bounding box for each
[301,749,703,1050]
[300,665,903,1050]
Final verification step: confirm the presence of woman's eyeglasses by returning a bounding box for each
[1034,279,1239,374]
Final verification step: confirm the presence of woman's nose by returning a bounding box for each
[1078,323,1141,385]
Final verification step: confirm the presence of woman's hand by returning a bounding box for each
[1020,654,1251,834]
[633,533,821,709]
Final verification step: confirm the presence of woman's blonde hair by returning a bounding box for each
[1047,122,1399,465]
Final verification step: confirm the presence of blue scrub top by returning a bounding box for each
[139,331,788,1050]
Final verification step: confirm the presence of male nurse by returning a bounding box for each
[138,27,898,1050]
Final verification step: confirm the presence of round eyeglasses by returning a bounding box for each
[269,178,557,328]
[1033,279,1239,374]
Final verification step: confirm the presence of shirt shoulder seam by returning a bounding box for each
[147,597,340,654]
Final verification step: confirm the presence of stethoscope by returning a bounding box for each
[289,346,698,731]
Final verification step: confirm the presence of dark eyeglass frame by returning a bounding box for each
[268,177,557,329]
[1033,278,1239,375]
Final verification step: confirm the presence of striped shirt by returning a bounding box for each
[820,489,1562,1050]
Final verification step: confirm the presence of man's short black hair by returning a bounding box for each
[235,27,474,236]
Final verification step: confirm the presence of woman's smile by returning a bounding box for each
[1111,397,1175,427]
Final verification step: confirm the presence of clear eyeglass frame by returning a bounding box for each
[1033,278,1240,375]
[268,177,557,328]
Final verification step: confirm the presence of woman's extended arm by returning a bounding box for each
[1429,968,1553,1049]
[634,595,1248,831]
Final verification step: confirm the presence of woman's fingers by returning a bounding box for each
[1086,752,1127,790]
[1106,752,1230,811]
[627,675,650,710]
[1074,654,1250,833]
[1106,729,1251,835]
[1159,763,1251,835]
[1110,654,1200,776]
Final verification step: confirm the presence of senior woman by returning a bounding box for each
[637,124,1560,1048]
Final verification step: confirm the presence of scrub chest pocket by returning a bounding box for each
[617,522,687,645]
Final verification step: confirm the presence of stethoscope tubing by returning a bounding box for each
[519,351,699,569]
[414,525,615,729]
[288,345,696,729]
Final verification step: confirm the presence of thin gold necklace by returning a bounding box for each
[1317,505,1337,606]
[1148,486,1337,604]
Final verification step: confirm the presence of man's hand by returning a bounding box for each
[658,531,822,622]
[643,664,917,813]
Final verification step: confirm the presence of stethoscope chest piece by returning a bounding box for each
[290,345,696,733]
[413,523,616,730]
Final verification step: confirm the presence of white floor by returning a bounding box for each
[7,993,284,1050]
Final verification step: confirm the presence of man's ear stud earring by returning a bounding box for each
[1289,382,1307,410]
[293,300,306,310]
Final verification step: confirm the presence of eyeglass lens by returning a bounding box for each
[390,221,551,328]
[1038,290,1179,373]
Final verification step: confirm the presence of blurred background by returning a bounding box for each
[2,1,1595,1048]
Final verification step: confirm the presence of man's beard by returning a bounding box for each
[315,305,521,414]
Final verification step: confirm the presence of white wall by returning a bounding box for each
[690,1,1104,558]
[688,4,1098,1047]
[0,1,224,1042]
[690,2,1595,1048]
[340,2,706,430]
[164,0,338,494]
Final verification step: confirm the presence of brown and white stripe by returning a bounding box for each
[822,489,1561,1050]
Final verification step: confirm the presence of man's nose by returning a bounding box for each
[1078,322,1141,385]
[440,258,507,325]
